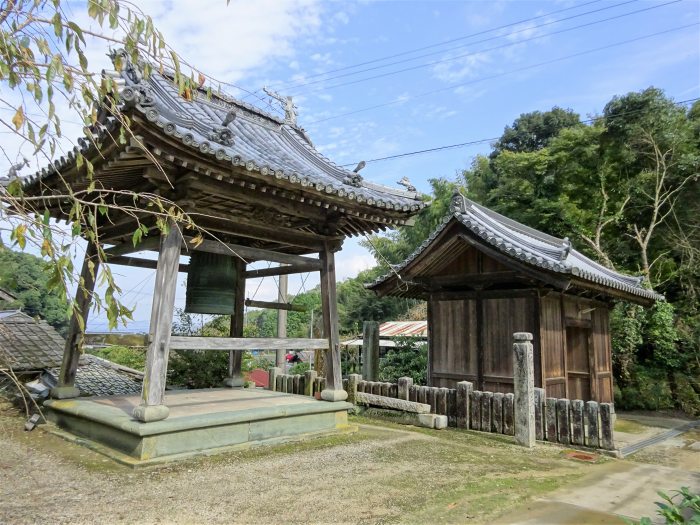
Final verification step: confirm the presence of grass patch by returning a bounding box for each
[615,418,650,434]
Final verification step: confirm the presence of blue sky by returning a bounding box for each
[3,0,699,332]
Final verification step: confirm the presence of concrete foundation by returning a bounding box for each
[43,388,354,466]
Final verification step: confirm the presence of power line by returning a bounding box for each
[307,22,699,126]
[290,0,680,97]
[338,97,700,167]
[243,0,607,99]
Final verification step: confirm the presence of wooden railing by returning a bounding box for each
[168,336,329,351]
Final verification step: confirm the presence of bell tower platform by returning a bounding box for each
[43,388,354,466]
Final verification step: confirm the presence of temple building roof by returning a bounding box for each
[368,192,663,305]
[21,51,425,248]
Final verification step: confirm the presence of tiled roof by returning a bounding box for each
[23,51,425,215]
[369,192,663,302]
[0,311,65,370]
[49,354,142,397]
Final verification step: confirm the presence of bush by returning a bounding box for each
[378,336,428,384]
[614,365,674,411]
[89,345,145,371]
[289,361,310,375]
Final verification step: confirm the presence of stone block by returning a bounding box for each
[545,397,558,442]
[398,377,413,401]
[571,400,585,446]
[456,381,472,429]
[513,332,535,447]
[470,390,482,430]
[480,391,492,432]
[586,401,600,448]
[534,388,545,441]
[503,393,514,435]
[355,392,430,413]
[556,399,571,445]
[492,392,504,434]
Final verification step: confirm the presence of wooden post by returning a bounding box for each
[133,220,182,422]
[456,381,472,429]
[225,258,246,387]
[362,321,380,381]
[276,269,288,369]
[513,332,536,447]
[51,241,100,399]
[319,243,346,401]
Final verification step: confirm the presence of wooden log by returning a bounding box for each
[556,399,571,445]
[480,391,492,432]
[398,377,413,400]
[319,245,343,397]
[534,388,545,441]
[571,400,585,445]
[546,398,558,443]
[169,336,329,350]
[245,298,307,312]
[586,401,600,449]
[355,392,431,413]
[362,321,380,381]
[304,370,317,397]
[244,262,321,279]
[268,367,281,391]
[600,403,615,450]
[456,381,473,429]
[492,392,504,434]
[436,388,449,416]
[134,220,181,422]
[470,390,482,431]
[503,393,515,435]
[409,385,418,402]
[54,240,99,396]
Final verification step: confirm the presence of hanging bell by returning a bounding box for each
[185,251,237,315]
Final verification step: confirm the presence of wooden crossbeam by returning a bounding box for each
[187,237,320,267]
[245,299,307,312]
[168,336,328,351]
[103,236,161,257]
[107,255,189,273]
[244,262,320,279]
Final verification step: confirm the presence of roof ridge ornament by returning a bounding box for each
[397,176,416,192]
[209,109,236,146]
[559,237,571,261]
[343,161,365,187]
[450,189,468,214]
[263,87,298,127]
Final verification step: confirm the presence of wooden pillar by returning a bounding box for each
[319,243,346,402]
[133,220,181,422]
[362,321,379,381]
[51,241,99,399]
[276,270,288,369]
[225,258,246,387]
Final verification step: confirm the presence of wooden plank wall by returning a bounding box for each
[592,307,614,403]
[430,299,478,387]
[540,294,567,398]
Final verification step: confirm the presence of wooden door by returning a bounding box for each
[566,326,592,400]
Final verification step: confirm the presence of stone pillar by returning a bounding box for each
[586,401,600,448]
[268,367,281,391]
[51,240,99,399]
[456,381,472,429]
[347,373,361,404]
[304,369,317,397]
[398,377,413,401]
[133,220,181,423]
[361,321,379,381]
[225,258,246,388]
[513,332,535,448]
[319,244,347,402]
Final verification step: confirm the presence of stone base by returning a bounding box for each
[50,386,81,399]
[320,388,348,402]
[43,388,354,465]
[360,407,448,429]
[132,404,169,422]
[223,376,245,388]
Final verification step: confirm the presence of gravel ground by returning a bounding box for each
[0,408,593,525]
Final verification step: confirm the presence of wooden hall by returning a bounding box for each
[21,51,424,462]
[369,191,661,404]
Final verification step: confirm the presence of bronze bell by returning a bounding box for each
[185,251,237,315]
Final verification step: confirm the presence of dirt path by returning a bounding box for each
[0,411,595,524]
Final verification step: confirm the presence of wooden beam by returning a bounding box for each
[188,237,321,267]
[227,258,246,386]
[245,299,307,312]
[169,336,328,351]
[244,262,320,279]
[108,255,189,273]
[319,243,342,392]
[104,236,161,256]
[416,271,522,290]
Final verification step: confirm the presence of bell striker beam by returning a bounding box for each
[319,242,347,402]
[225,257,246,387]
[51,240,99,399]
[133,219,181,422]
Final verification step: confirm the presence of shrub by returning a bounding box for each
[89,345,145,371]
[378,336,428,384]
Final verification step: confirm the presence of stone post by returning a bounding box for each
[456,381,473,429]
[600,403,615,450]
[304,369,317,397]
[347,373,361,405]
[513,332,536,447]
[398,377,413,400]
[362,321,380,381]
[268,367,282,391]
[586,401,600,448]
